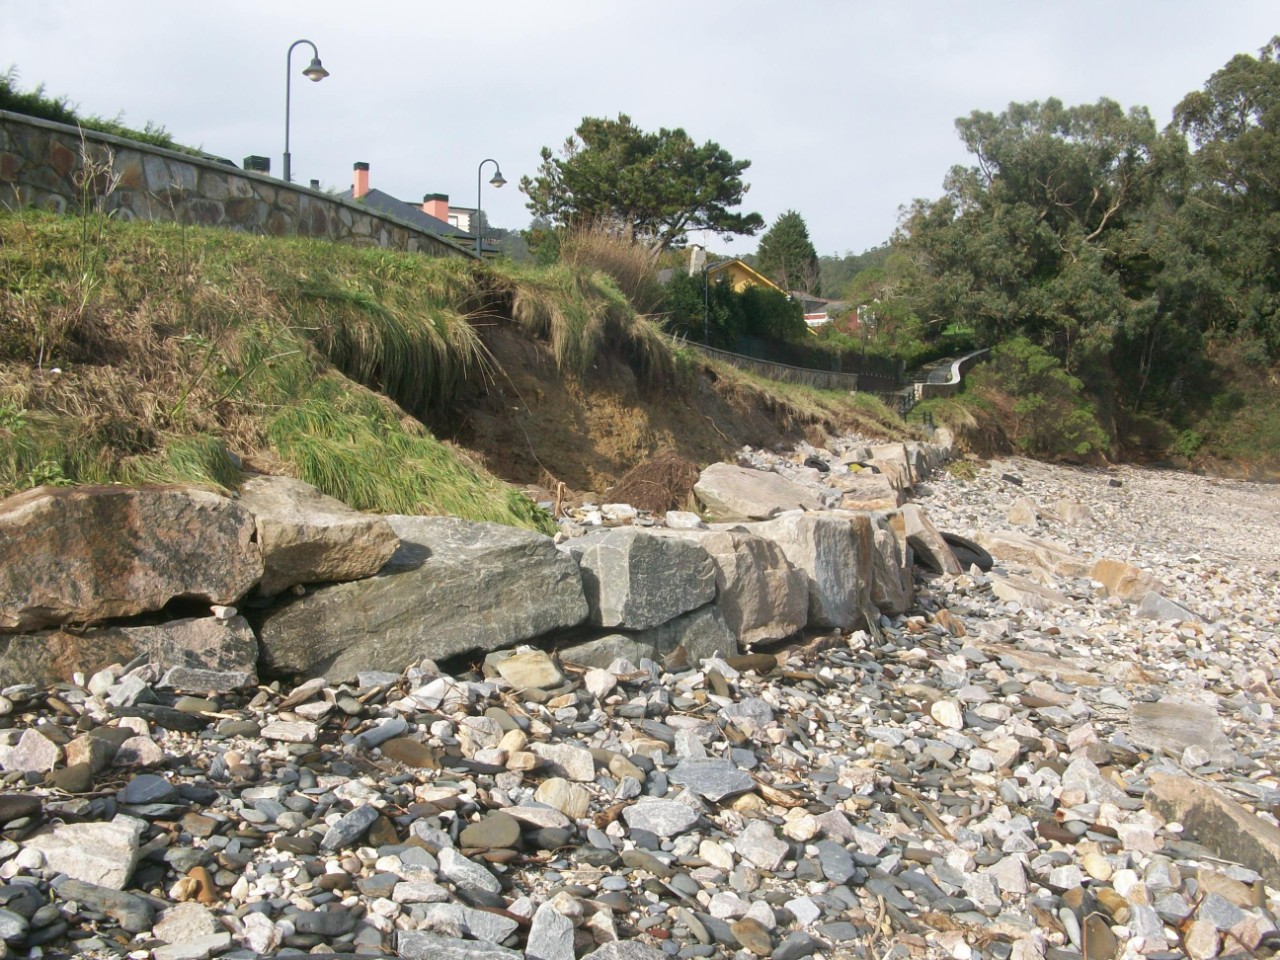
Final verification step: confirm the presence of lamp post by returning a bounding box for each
[475,159,506,257]
[703,262,710,345]
[284,39,329,183]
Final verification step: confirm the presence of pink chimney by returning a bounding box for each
[422,193,450,221]
[353,162,370,199]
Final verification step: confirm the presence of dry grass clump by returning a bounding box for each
[557,219,667,316]
[494,261,675,387]
[602,451,701,513]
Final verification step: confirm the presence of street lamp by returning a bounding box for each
[475,159,506,257]
[284,39,329,183]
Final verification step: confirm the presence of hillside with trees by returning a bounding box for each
[832,37,1280,473]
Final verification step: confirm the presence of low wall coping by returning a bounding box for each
[0,110,477,260]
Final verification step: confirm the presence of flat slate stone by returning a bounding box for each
[1129,699,1234,764]
[1146,772,1280,887]
[320,803,379,851]
[816,839,855,883]
[396,931,521,960]
[622,799,700,838]
[119,773,179,805]
[667,758,755,802]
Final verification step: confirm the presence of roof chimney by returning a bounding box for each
[422,193,450,222]
[689,244,707,277]
[353,162,370,199]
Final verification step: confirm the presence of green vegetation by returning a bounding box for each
[520,114,764,256]
[0,209,687,530]
[851,37,1280,469]
[757,211,821,295]
[967,338,1110,460]
[1,201,893,525]
[818,244,891,300]
[1,67,197,154]
[661,272,805,348]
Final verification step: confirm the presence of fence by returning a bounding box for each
[0,110,473,259]
[682,341,862,392]
[733,335,902,383]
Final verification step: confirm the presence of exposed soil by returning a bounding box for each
[437,325,838,503]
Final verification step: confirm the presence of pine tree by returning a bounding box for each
[757,210,821,295]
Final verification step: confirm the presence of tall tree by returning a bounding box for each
[756,210,821,295]
[897,97,1171,377]
[519,114,764,256]
[1173,36,1280,359]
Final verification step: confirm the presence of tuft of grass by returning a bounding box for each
[946,458,981,481]
[117,434,243,489]
[266,375,554,532]
[496,261,674,385]
[557,219,667,315]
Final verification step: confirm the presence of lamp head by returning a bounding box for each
[303,57,329,82]
[489,169,507,189]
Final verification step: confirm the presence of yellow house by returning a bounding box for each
[706,258,788,296]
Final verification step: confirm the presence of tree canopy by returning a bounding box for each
[756,210,821,295]
[519,114,764,255]
[854,37,1280,462]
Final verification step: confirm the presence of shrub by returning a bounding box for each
[968,338,1109,460]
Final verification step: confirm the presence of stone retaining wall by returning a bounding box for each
[0,111,472,259]
[0,439,955,688]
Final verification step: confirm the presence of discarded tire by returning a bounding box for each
[942,532,993,572]
[803,455,830,473]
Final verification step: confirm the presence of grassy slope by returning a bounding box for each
[0,210,906,527]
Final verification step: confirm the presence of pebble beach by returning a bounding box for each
[0,448,1278,960]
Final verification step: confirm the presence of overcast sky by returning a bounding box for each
[3,2,1276,257]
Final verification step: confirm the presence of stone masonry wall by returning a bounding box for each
[0,111,473,260]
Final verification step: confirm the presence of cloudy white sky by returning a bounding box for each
[3,2,1276,256]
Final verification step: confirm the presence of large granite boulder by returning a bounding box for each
[832,470,904,512]
[0,485,262,633]
[0,615,258,691]
[1091,558,1159,602]
[558,605,738,669]
[866,445,913,494]
[559,529,716,630]
[901,504,963,576]
[258,517,588,681]
[970,529,1089,579]
[989,572,1070,610]
[737,510,873,631]
[869,513,911,616]
[693,463,822,522]
[237,475,399,597]
[646,528,808,645]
